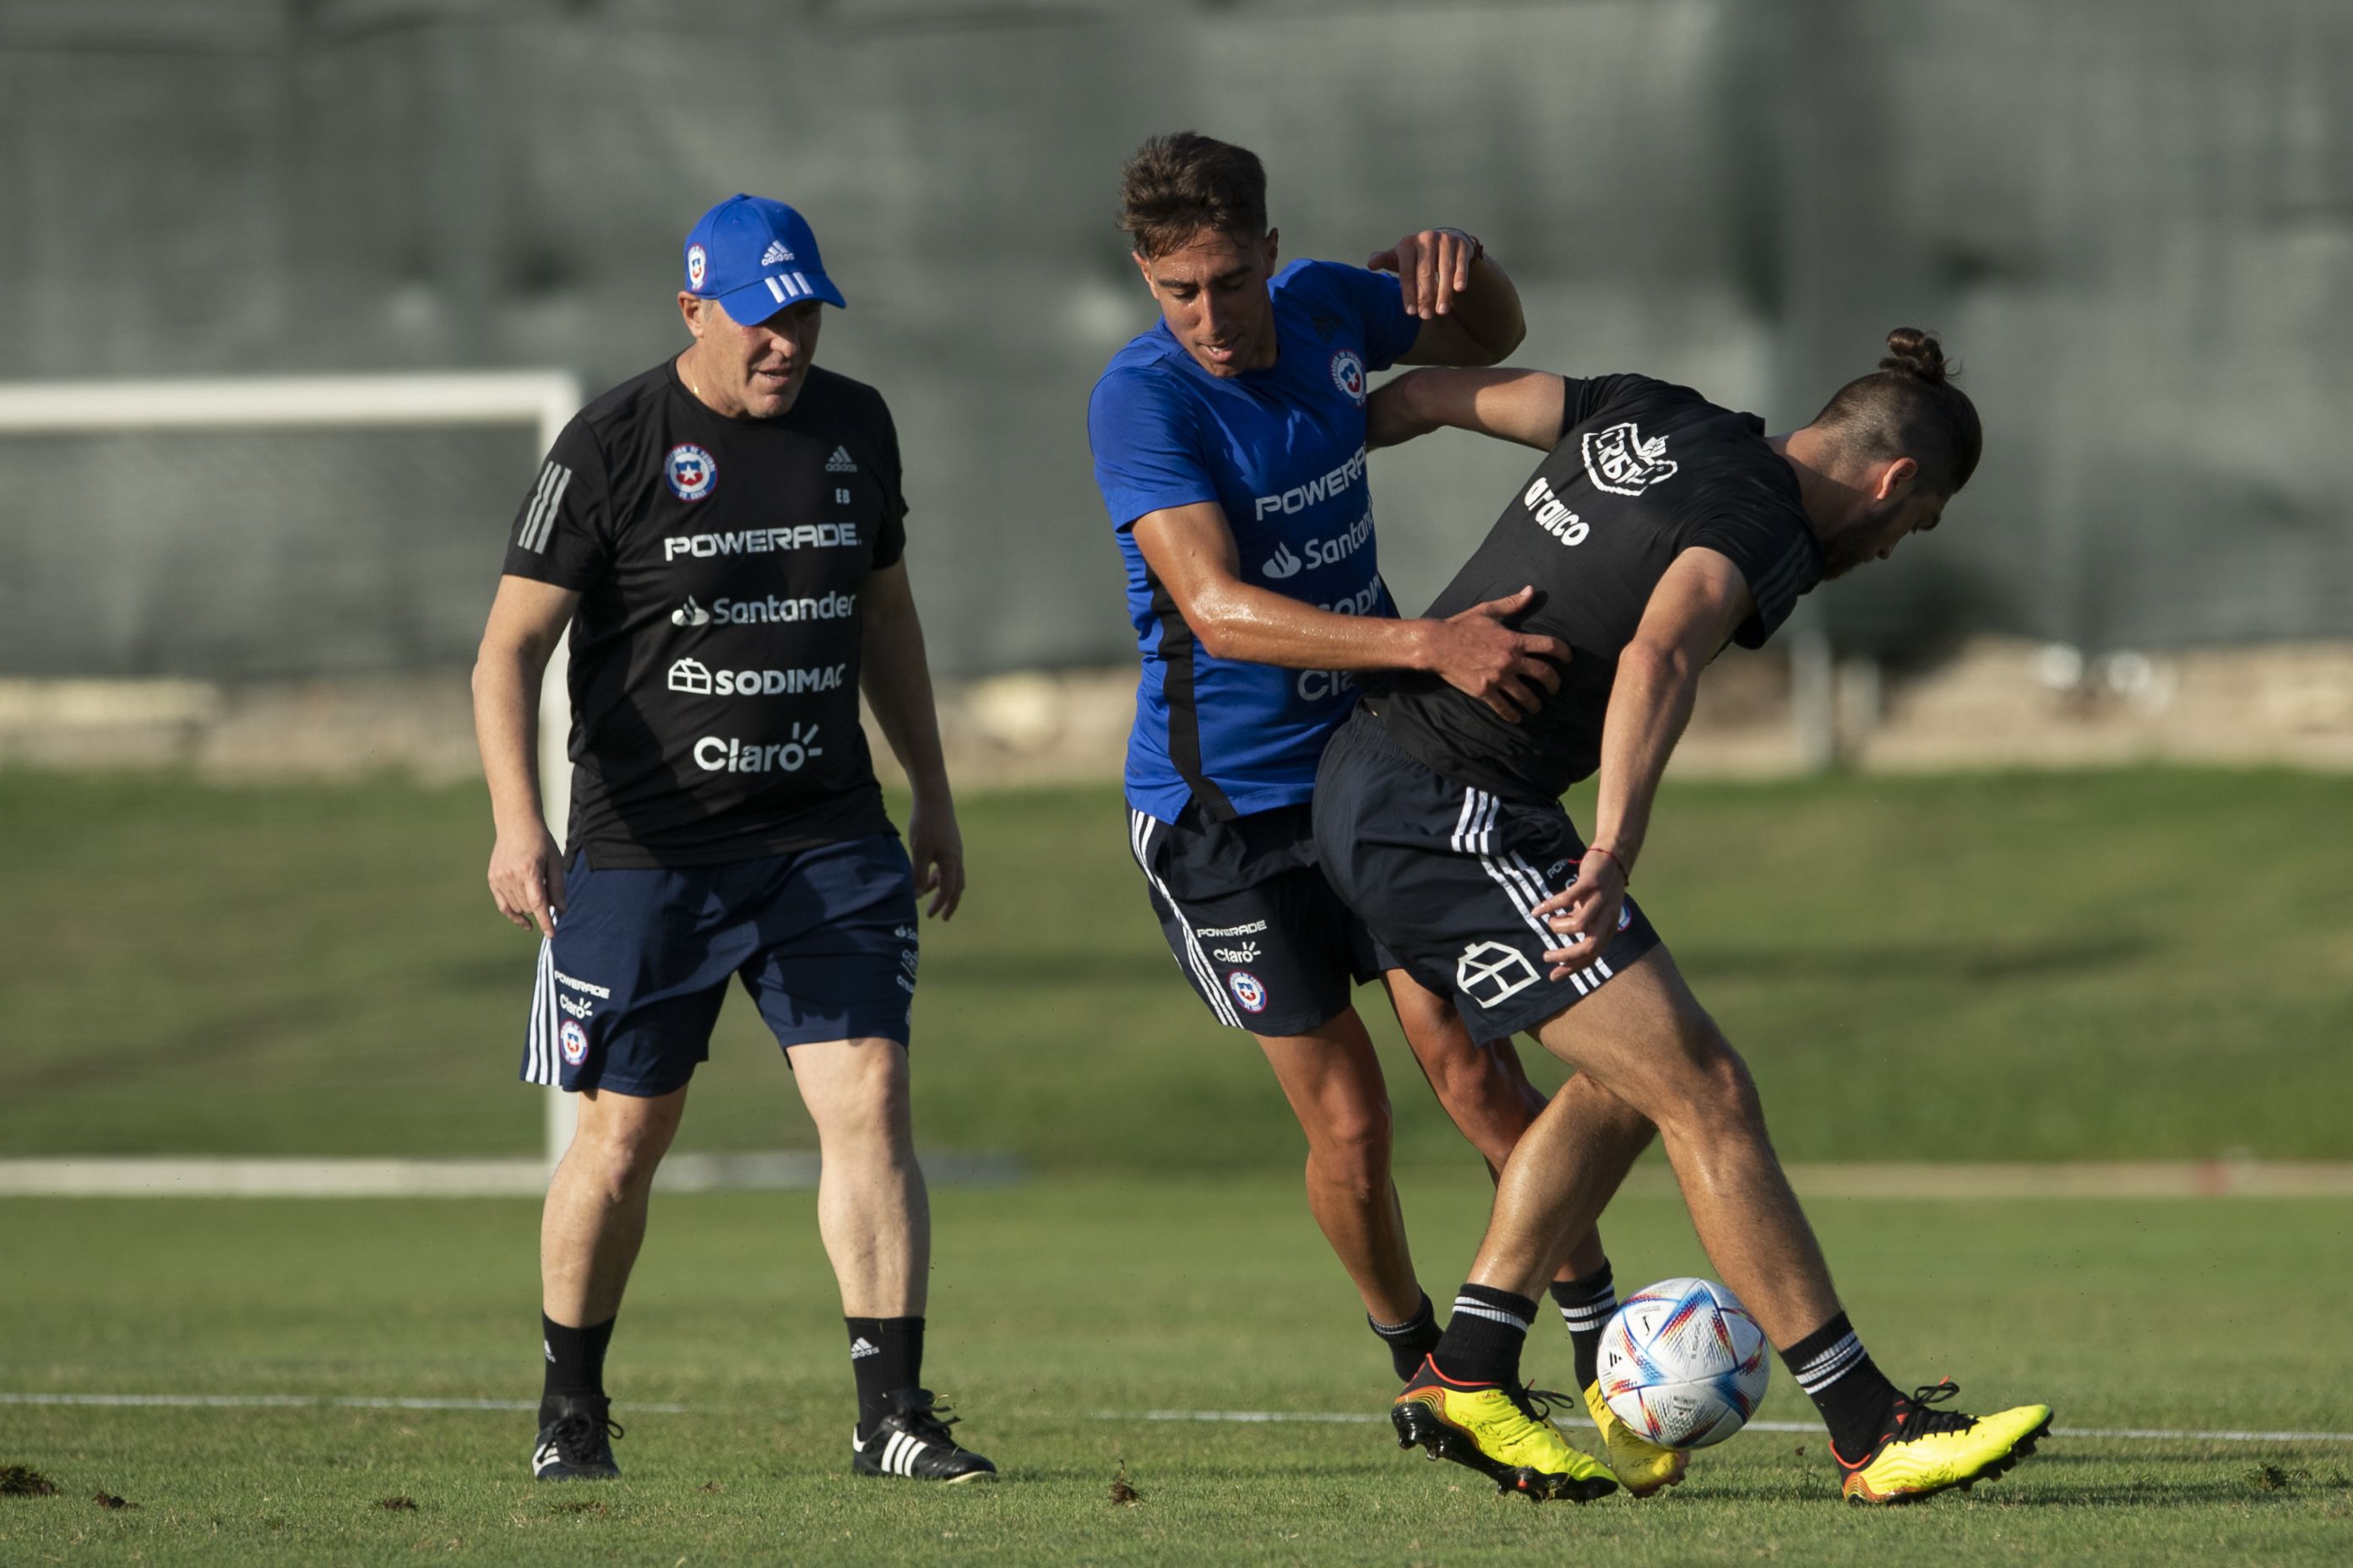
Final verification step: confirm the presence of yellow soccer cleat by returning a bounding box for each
[1835,1381,2052,1505]
[1583,1380,1689,1498]
[1391,1359,1619,1503]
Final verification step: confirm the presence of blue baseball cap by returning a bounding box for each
[681,194,846,323]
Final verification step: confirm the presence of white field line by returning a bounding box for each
[6,1392,2347,1444]
[0,1393,684,1413]
[0,1151,1023,1197]
[0,1158,2341,1200]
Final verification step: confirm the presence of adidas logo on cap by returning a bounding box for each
[825,446,857,474]
[761,240,796,266]
[849,1337,880,1359]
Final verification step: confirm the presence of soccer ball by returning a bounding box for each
[1596,1277,1771,1450]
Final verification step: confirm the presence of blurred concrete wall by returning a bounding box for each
[2,0,2348,680]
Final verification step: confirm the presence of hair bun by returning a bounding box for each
[1879,327,1949,384]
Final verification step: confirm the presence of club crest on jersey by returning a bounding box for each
[1228,970,1269,1013]
[685,244,708,290]
[1582,420,1677,496]
[665,444,717,501]
[1329,349,1367,407]
[558,1019,589,1066]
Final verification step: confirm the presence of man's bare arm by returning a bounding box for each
[1535,548,1754,975]
[1367,367,1568,452]
[859,558,963,920]
[1131,499,1566,722]
[471,574,581,936]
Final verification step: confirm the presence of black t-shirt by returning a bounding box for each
[501,360,907,867]
[1372,373,1822,804]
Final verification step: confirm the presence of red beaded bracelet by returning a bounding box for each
[1584,844,1629,882]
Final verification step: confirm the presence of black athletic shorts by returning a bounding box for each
[1311,707,1663,1045]
[1128,800,1385,1037]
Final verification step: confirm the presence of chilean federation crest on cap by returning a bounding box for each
[665,444,717,502]
[686,243,709,291]
[1329,349,1367,407]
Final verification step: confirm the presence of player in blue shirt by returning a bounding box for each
[1089,133,1658,1401]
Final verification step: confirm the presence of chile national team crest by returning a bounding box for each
[558,1019,589,1066]
[685,242,709,291]
[666,444,717,501]
[1228,970,1269,1013]
[1329,349,1367,407]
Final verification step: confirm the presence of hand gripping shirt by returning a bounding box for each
[500,361,906,868]
[1089,259,1421,822]
[1371,373,1824,804]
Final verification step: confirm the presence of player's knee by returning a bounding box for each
[1683,1037,1763,1137]
[1649,1020,1759,1138]
[573,1115,673,1200]
[1308,1101,1394,1194]
[806,1044,915,1152]
[1563,1071,1657,1152]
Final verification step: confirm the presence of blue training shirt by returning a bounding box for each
[1089,258,1421,823]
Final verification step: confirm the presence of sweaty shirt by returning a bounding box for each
[1089,259,1421,822]
[501,360,905,867]
[1372,374,1823,804]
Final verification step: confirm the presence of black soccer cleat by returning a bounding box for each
[850,1388,997,1483]
[533,1394,622,1481]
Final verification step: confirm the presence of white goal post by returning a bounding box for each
[0,372,585,1169]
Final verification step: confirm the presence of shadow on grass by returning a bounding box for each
[1682,934,2154,986]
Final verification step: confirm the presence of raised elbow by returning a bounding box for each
[1619,637,1696,691]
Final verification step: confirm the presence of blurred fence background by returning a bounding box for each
[3,0,2350,691]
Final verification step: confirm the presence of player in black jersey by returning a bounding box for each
[1320,332,2052,1505]
[474,195,992,1484]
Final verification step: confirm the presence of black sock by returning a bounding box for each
[540,1313,615,1421]
[1368,1293,1443,1382]
[846,1316,925,1436]
[1549,1262,1617,1391]
[1429,1285,1537,1388]
[1779,1310,1901,1462]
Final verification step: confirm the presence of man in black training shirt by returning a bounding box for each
[1313,333,2054,1505]
[473,194,993,1484]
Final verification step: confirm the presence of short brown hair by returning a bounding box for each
[1117,132,1269,259]
[1808,328,1984,495]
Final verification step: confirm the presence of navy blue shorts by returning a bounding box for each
[518,834,920,1098]
[1128,801,1388,1038]
[1312,708,1663,1045]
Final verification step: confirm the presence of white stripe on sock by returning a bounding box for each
[1452,1296,1533,1333]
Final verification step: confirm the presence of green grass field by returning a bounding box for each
[4,1179,2350,1565]
[4,766,2351,1164]
[7,767,2353,1560]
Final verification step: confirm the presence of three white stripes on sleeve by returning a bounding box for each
[519,461,572,554]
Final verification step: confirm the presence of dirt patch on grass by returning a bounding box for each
[375,1495,419,1511]
[91,1491,134,1510]
[1,1466,60,1497]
